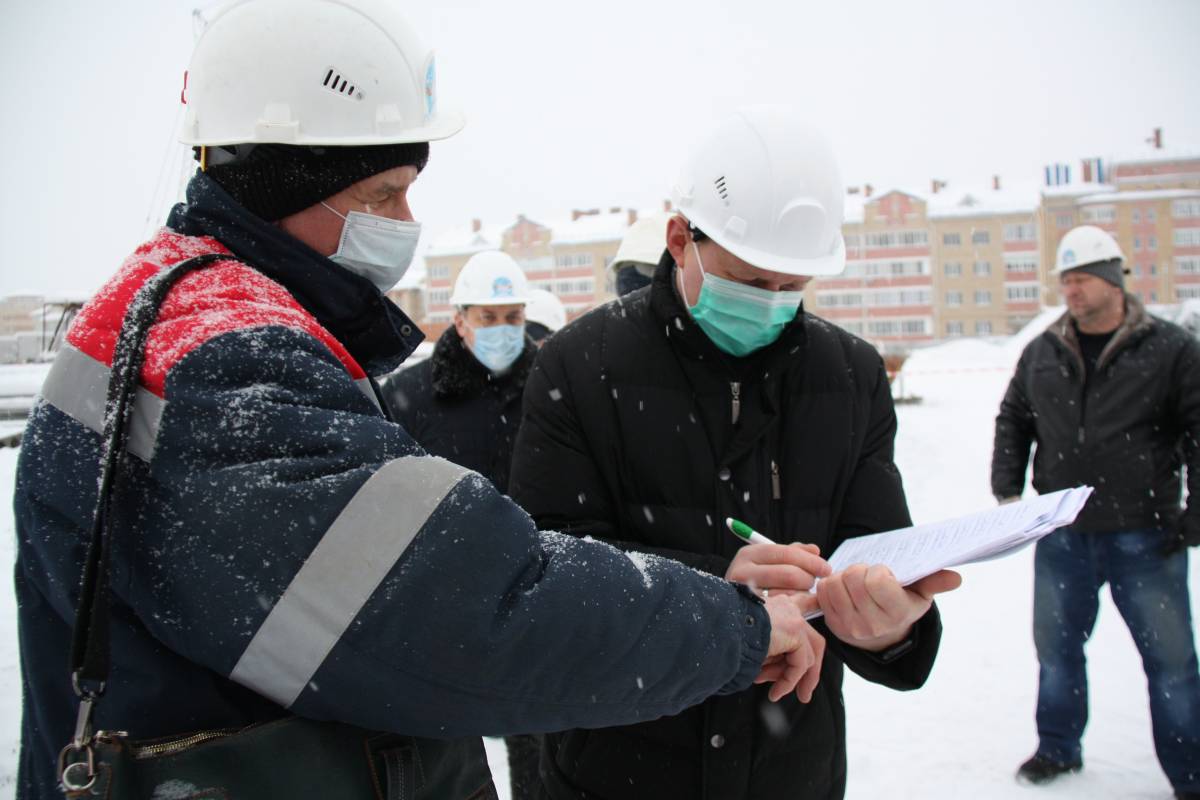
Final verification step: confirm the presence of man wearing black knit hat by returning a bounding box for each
[15,2,828,798]
[992,224,1200,798]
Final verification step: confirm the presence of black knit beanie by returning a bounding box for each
[1065,257,1126,289]
[201,142,430,222]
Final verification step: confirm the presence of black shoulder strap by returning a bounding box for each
[69,253,231,691]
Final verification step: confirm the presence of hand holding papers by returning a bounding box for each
[809,486,1093,621]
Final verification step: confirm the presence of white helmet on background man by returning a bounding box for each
[611,213,671,276]
[1053,225,1125,277]
[670,105,846,277]
[524,289,568,332]
[450,251,531,306]
[181,0,464,146]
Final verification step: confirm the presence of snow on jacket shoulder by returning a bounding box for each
[14,192,770,798]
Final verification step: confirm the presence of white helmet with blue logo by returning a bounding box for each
[450,251,531,306]
[1053,225,1124,278]
[181,0,464,146]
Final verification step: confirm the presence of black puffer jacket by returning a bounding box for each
[510,256,943,800]
[381,326,536,493]
[992,295,1200,534]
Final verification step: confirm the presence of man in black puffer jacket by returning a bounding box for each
[382,256,537,494]
[510,107,960,800]
[992,224,1200,797]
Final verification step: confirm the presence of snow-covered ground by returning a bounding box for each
[0,326,1195,798]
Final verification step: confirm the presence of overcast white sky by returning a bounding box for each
[2,0,1199,298]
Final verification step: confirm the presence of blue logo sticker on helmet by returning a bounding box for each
[424,56,437,118]
[492,276,514,298]
[1062,250,1076,267]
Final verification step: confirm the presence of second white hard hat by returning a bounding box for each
[1053,225,1125,277]
[670,106,846,277]
[611,213,671,274]
[524,289,568,332]
[450,251,531,306]
[181,0,464,146]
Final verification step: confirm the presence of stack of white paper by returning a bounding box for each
[805,486,1093,619]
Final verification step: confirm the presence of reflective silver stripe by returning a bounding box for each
[229,455,471,707]
[39,343,164,461]
[355,377,382,413]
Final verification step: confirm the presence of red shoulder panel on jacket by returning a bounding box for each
[67,230,367,396]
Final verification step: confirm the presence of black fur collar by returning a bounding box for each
[431,325,536,400]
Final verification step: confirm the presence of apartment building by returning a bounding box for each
[416,147,1198,352]
[421,206,662,340]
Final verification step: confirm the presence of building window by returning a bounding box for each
[1179,286,1200,300]
[975,320,993,335]
[1175,229,1200,248]
[1004,256,1038,274]
[1149,291,1158,302]
[1132,210,1141,224]
[946,321,964,336]
[863,230,929,248]
[866,318,930,337]
[945,290,963,306]
[1081,205,1117,223]
[1149,263,1157,276]
[1133,236,1142,251]
[944,262,962,277]
[1056,213,1073,228]
[555,278,595,295]
[943,233,962,246]
[1172,200,1200,219]
[554,252,595,268]
[1149,236,1157,250]
[844,234,862,249]
[428,264,452,280]
[1005,285,1040,302]
[841,258,928,278]
[1132,265,1141,277]
[1147,209,1157,222]
[1003,223,1036,242]
[975,289,992,306]
[1176,257,1200,275]
[971,230,991,244]
[428,288,451,307]
[974,261,992,276]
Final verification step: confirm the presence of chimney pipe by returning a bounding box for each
[571,209,583,222]
[864,184,874,198]
[471,218,481,233]
[627,208,638,226]
[662,198,672,213]
[992,175,1001,191]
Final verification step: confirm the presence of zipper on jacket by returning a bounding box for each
[770,460,781,500]
[97,726,244,759]
[730,381,741,426]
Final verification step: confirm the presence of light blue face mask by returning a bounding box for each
[468,323,526,373]
[322,203,422,293]
[681,242,804,357]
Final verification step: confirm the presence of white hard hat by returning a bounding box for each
[1053,225,1125,277]
[611,213,671,274]
[450,251,531,306]
[181,0,465,146]
[670,106,846,277]
[524,289,567,332]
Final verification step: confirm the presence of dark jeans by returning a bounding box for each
[1032,527,1200,791]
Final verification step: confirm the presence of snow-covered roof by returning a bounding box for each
[1107,146,1200,167]
[1040,182,1115,199]
[1076,187,1200,205]
[548,209,631,247]
[423,222,506,257]
[926,181,1040,219]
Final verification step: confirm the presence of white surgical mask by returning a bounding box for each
[322,202,422,293]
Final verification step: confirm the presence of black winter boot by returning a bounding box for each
[1015,754,1082,785]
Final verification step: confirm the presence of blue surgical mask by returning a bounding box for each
[322,203,422,293]
[679,242,804,357]
[467,323,526,373]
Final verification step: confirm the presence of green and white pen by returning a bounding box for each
[726,517,776,545]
